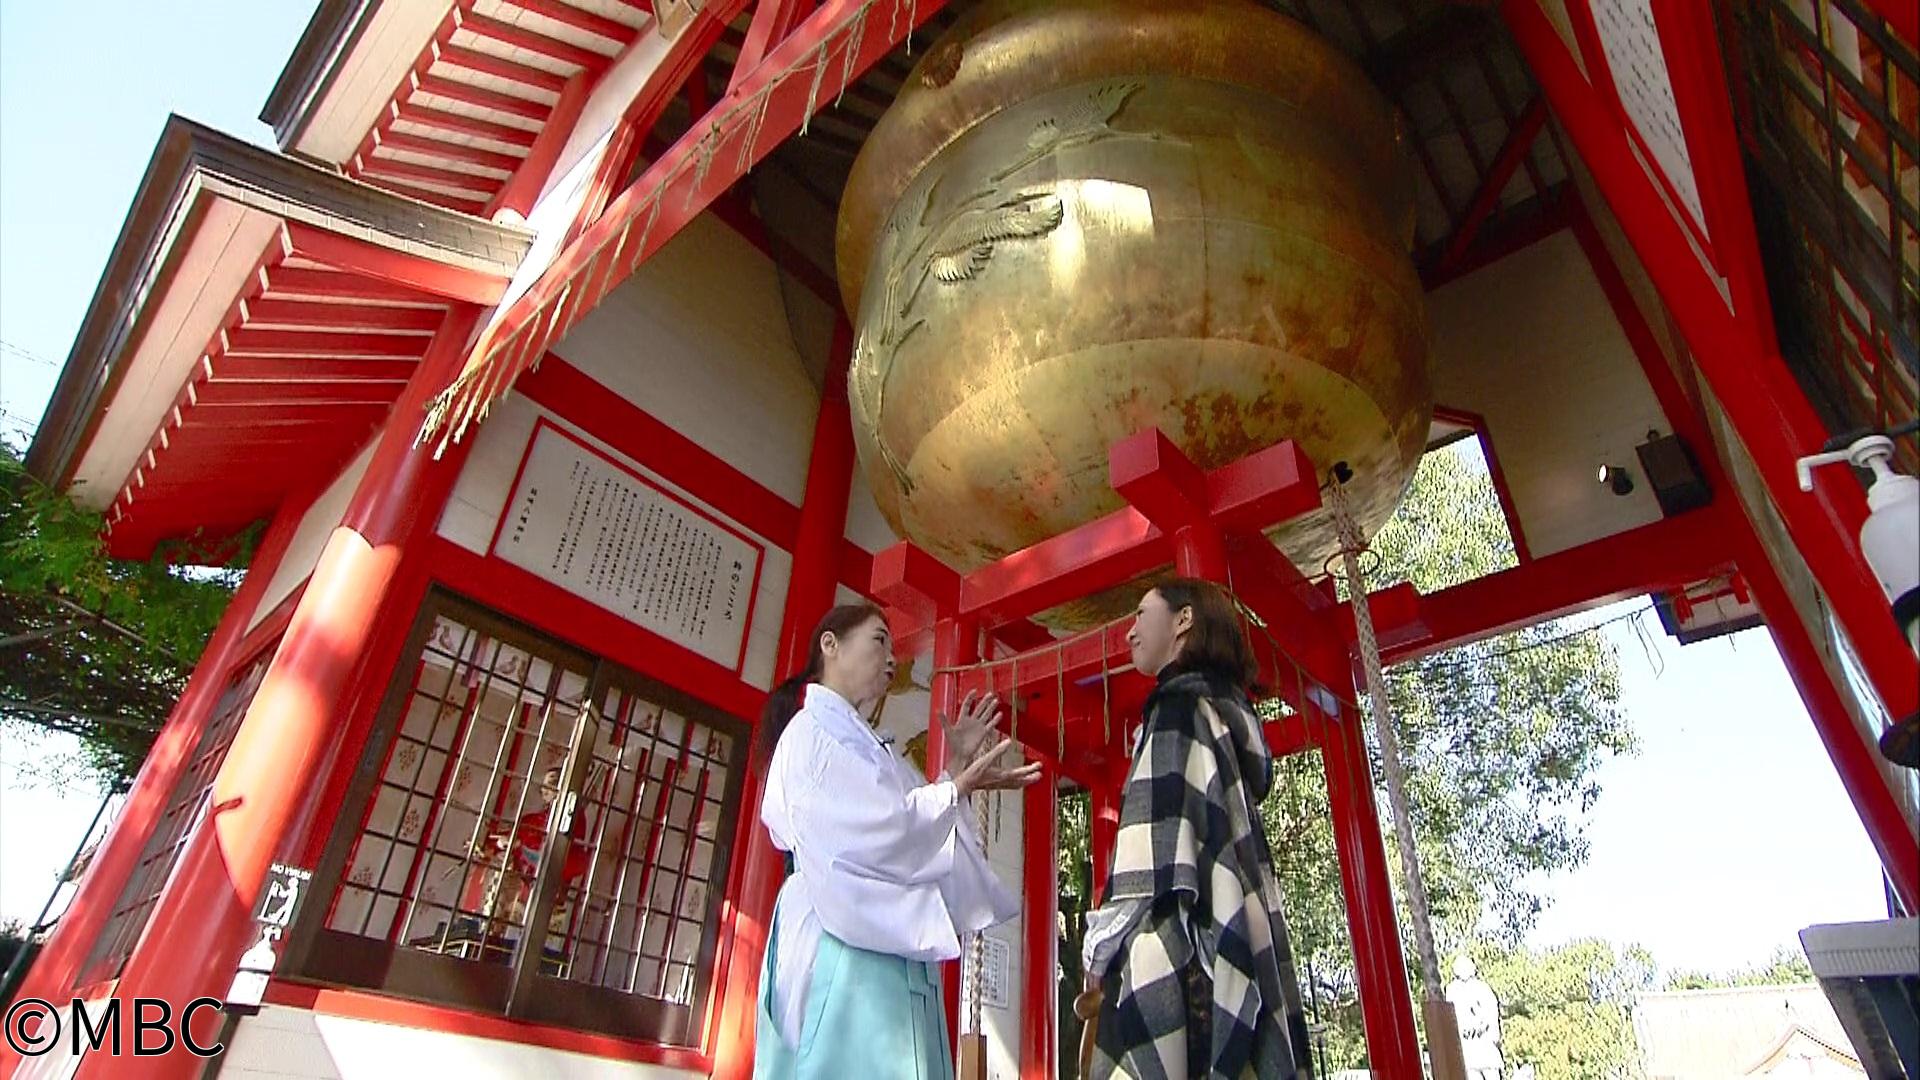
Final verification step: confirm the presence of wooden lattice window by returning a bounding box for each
[287,592,746,1045]
[78,646,276,987]
[1724,0,1919,470]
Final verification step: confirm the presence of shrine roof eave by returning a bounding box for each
[25,115,532,516]
[259,0,379,153]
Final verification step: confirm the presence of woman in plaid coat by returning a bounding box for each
[1082,579,1311,1079]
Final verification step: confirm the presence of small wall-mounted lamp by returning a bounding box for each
[1597,463,1635,496]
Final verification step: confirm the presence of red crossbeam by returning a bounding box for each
[455,9,612,75]
[397,103,541,149]
[284,224,509,305]
[356,156,503,195]
[882,430,1320,642]
[189,379,404,405]
[413,73,551,123]
[238,299,445,335]
[434,42,571,96]
[1343,508,1734,665]
[220,329,431,360]
[372,129,526,173]
[1435,95,1547,275]
[422,0,949,441]
[506,0,641,48]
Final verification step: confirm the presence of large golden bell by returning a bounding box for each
[838,0,1431,620]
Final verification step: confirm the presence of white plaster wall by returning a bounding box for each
[1425,229,1672,557]
[218,1004,701,1080]
[248,438,378,632]
[844,474,899,556]
[436,393,791,691]
[551,214,820,506]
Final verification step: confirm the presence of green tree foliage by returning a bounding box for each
[1664,945,1814,990]
[1474,938,1657,1080]
[0,437,247,782]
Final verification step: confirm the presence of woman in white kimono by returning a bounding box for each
[755,601,1041,1079]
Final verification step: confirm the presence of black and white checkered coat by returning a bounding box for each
[1088,666,1310,1079]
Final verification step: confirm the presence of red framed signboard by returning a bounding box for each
[1565,0,1725,274]
[488,418,767,675]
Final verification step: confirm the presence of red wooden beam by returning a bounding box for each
[731,0,810,92]
[372,129,527,173]
[356,156,503,195]
[507,0,641,47]
[199,354,416,383]
[1734,521,1920,910]
[364,178,491,215]
[284,223,511,306]
[1432,405,1533,562]
[1435,96,1547,275]
[1021,771,1059,1080]
[1503,0,1919,727]
[426,0,948,443]
[1421,191,1574,292]
[1651,0,1775,337]
[434,42,571,96]
[1220,528,1369,697]
[489,72,591,219]
[180,399,391,424]
[887,431,1320,643]
[220,328,431,360]
[455,8,611,75]
[258,267,441,306]
[413,73,551,123]
[189,379,403,405]
[398,102,542,149]
[1346,509,1733,665]
[239,299,445,334]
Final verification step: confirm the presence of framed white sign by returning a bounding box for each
[1587,0,1710,243]
[490,420,765,671]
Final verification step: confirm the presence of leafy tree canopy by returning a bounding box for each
[0,437,249,783]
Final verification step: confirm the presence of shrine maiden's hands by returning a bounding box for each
[941,690,1043,798]
[940,690,1000,773]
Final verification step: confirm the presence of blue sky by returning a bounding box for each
[0,2,1893,977]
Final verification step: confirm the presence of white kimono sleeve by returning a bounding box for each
[787,729,1018,961]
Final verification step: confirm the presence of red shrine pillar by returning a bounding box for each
[930,613,981,1051]
[75,307,485,1079]
[711,326,858,1079]
[0,485,307,1067]
[1088,774,1122,903]
[1021,765,1059,1080]
[1321,703,1423,1076]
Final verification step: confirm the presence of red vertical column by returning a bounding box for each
[1320,705,1422,1077]
[1021,768,1059,1080]
[1731,519,1920,909]
[1088,780,1121,904]
[1173,524,1228,582]
[710,326,858,1079]
[80,307,484,1078]
[0,486,307,1066]
[930,613,981,1051]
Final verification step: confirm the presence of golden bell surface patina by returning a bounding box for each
[839,0,1431,620]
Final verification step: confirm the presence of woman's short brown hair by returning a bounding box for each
[1155,577,1256,689]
